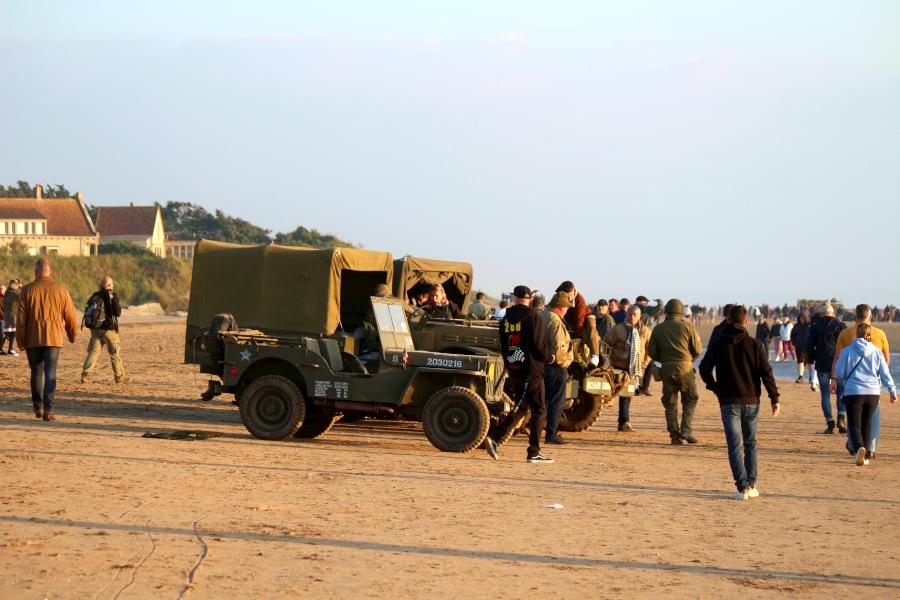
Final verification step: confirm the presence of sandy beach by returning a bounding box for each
[1,318,898,599]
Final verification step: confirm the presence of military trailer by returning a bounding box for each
[393,255,626,432]
[185,241,508,452]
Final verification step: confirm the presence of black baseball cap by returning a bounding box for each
[513,285,533,299]
[636,295,648,303]
[596,298,608,306]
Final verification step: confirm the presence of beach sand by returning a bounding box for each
[1,319,898,598]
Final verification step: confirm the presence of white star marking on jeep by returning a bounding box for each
[239,349,252,362]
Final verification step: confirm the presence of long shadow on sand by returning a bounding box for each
[1,515,897,590]
[2,446,895,507]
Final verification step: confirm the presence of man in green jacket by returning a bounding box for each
[647,298,703,445]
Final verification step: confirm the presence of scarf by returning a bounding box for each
[628,325,642,378]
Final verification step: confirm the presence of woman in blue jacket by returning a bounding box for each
[834,323,897,466]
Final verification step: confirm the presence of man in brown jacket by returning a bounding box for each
[16,258,78,421]
[541,291,574,444]
[604,305,651,432]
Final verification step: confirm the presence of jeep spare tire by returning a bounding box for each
[240,375,306,440]
[422,386,490,452]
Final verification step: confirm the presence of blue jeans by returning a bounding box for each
[544,364,568,436]
[720,403,760,492]
[817,371,846,423]
[26,347,61,411]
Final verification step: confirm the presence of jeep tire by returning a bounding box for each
[240,375,306,440]
[422,386,490,452]
[294,403,339,439]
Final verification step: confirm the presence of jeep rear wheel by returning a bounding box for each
[422,386,490,452]
[558,391,604,432]
[240,375,306,440]
[293,403,339,439]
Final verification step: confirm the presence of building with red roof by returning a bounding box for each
[0,185,99,256]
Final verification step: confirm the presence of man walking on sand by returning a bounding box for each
[15,258,78,421]
[699,305,780,500]
[647,298,703,445]
[484,285,554,463]
[81,276,128,384]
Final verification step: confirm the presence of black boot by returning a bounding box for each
[823,420,835,434]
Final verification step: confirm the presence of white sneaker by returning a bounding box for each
[748,487,760,498]
[733,490,749,501]
[6,350,17,356]
[855,447,867,466]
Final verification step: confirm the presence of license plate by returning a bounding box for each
[584,379,611,392]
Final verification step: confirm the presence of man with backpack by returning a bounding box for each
[806,304,846,434]
[81,276,127,384]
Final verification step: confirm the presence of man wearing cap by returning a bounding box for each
[806,304,846,434]
[542,291,574,444]
[484,286,554,463]
[595,299,615,341]
[647,299,703,444]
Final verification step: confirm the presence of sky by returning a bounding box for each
[2,1,899,306]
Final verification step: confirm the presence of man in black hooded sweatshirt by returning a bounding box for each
[700,305,780,500]
[483,285,554,464]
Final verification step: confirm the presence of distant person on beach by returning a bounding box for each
[779,317,795,361]
[81,276,127,384]
[791,312,814,386]
[699,305,780,500]
[647,298,703,445]
[806,304,846,434]
[15,258,78,421]
[834,323,896,466]
[755,317,770,354]
[2,279,21,356]
[492,299,509,320]
[613,298,630,325]
[604,305,651,432]
[770,321,783,362]
[831,304,890,460]
[484,285,554,464]
[709,304,734,347]
[467,291,491,319]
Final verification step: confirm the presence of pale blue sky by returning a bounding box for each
[2,1,899,305]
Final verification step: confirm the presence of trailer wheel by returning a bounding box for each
[240,375,306,440]
[558,391,604,432]
[422,386,490,452]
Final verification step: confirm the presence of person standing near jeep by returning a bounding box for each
[647,298,703,445]
[15,258,78,421]
[81,276,127,384]
[484,285,554,463]
[542,291,574,445]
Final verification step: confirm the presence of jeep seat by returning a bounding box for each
[318,339,344,372]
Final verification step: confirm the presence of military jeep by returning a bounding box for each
[185,241,507,453]
[394,256,626,431]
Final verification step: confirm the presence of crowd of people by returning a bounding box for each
[3,259,896,500]
[482,282,895,500]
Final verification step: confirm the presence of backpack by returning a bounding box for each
[823,318,846,356]
[82,294,107,330]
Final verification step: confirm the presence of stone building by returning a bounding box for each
[95,204,166,257]
[0,186,99,256]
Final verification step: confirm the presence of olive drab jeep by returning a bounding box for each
[185,241,508,453]
[392,256,626,432]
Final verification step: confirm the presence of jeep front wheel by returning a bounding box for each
[240,375,306,440]
[422,386,490,452]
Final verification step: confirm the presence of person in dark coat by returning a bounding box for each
[484,285,554,464]
[755,317,771,355]
[791,312,812,385]
[80,276,126,384]
[700,305,780,500]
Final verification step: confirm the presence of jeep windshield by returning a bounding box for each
[372,298,415,352]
